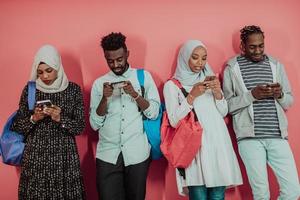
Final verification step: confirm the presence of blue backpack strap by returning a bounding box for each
[136,69,146,117]
[27,81,36,111]
[137,69,145,88]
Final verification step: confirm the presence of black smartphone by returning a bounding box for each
[111,81,126,89]
[266,83,279,88]
[36,100,52,108]
[204,76,216,81]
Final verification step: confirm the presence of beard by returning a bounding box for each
[112,63,129,75]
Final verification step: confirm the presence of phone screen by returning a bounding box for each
[267,83,279,88]
[36,100,52,108]
[111,81,126,89]
[204,76,216,81]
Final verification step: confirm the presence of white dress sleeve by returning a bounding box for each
[163,80,193,128]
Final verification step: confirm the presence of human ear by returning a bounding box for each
[240,42,245,53]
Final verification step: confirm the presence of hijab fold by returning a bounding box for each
[30,45,69,93]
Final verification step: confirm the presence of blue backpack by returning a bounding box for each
[136,69,163,160]
[0,81,36,166]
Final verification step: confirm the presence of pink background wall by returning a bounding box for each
[1,0,299,199]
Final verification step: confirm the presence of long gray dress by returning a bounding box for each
[11,82,86,200]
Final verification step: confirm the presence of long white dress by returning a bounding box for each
[163,78,243,196]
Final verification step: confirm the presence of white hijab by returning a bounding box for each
[173,40,213,87]
[30,45,69,93]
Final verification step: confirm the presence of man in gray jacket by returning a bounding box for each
[223,25,300,200]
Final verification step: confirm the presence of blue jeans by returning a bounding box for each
[188,185,225,200]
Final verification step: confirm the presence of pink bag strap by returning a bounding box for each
[169,78,189,97]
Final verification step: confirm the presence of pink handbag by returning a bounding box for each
[160,79,202,168]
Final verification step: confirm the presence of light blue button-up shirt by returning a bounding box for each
[89,67,160,166]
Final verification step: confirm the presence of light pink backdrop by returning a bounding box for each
[1,0,299,199]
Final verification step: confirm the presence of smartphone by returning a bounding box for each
[266,83,279,88]
[111,81,126,89]
[36,100,52,108]
[204,76,216,81]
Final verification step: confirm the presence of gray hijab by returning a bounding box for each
[30,45,69,93]
[174,40,212,87]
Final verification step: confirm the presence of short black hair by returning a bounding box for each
[101,32,127,51]
[240,25,264,44]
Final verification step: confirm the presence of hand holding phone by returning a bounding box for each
[252,85,274,99]
[36,100,52,108]
[266,83,280,88]
[190,82,206,98]
[204,76,216,81]
[32,100,52,123]
[42,103,61,122]
[103,82,113,98]
[266,83,282,99]
[111,81,126,89]
[204,76,216,88]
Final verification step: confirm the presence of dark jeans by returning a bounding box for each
[188,185,226,200]
[96,153,151,200]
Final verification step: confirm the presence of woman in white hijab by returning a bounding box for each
[163,40,242,199]
[11,45,86,199]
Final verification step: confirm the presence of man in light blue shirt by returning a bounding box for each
[89,32,160,200]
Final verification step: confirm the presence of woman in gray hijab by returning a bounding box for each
[11,45,86,200]
[163,40,242,199]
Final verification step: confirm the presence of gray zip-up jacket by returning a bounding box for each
[222,55,293,140]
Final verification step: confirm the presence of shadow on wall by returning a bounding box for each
[61,51,99,200]
[128,33,169,200]
[155,45,181,98]
[80,87,99,200]
[127,34,147,68]
[232,29,241,55]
